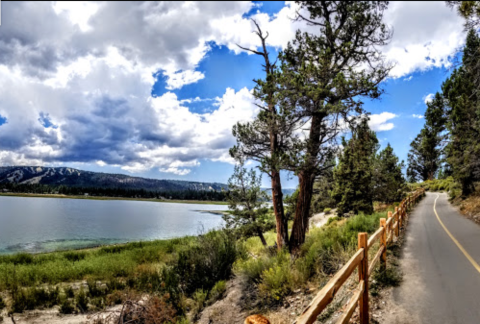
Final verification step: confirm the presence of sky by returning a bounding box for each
[0,1,467,188]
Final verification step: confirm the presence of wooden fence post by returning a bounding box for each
[399,207,403,231]
[358,233,369,324]
[394,207,399,237]
[380,218,387,271]
[387,211,393,242]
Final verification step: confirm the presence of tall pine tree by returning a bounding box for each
[373,143,406,203]
[442,29,480,196]
[407,92,446,182]
[278,1,392,251]
[332,119,379,216]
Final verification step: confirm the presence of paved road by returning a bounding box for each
[387,192,480,324]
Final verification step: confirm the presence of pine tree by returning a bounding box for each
[442,29,480,196]
[230,20,299,250]
[332,119,379,216]
[407,92,447,182]
[373,143,406,203]
[277,1,392,251]
[447,1,480,28]
[224,163,274,246]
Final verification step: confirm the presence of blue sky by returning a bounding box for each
[0,2,467,188]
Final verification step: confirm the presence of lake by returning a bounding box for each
[0,196,227,254]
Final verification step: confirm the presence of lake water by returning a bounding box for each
[0,196,227,254]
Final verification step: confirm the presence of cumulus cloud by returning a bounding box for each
[383,2,465,78]
[412,114,424,119]
[424,93,435,104]
[369,113,398,132]
[165,70,206,90]
[0,1,467,175]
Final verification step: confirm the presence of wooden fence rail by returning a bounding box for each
[292,188,426,324]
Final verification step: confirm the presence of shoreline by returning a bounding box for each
[0,192,228,205]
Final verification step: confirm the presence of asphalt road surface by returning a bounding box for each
[388,192,480,324]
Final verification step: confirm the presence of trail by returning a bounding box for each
[385,192,480,324]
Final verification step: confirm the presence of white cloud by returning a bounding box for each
[164,70,205,90]
[403,76,413,81]
[0,1,468,176]
[369,112,398,132]
[412,114,424,119]
[383,1,465,78]
[423,93,434,104]
[159,167,192,176]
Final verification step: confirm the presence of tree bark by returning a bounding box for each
[258,230,268,247]
[271,169,288,249]
[289,113,324,253]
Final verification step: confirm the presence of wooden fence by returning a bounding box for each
[292,188,426,324]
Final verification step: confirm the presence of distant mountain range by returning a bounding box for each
[0,166,228,192]
[0,166,297,195]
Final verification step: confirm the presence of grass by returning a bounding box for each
[0,203,400,321]
[0,230,240,322]
[235,208,395,304]
[0,237,196,290]
[0,192,228,205]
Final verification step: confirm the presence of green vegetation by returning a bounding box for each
[224,164,275,246]
[0,231,240,320]
[409,177,462,199]
[333,119,379,216]
[407,28,480,198]
[235,208,395,304]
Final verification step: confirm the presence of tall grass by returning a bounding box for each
[235,210,392,303]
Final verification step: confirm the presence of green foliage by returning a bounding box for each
[224,164,275,246]
[208,280,227,304]
[11,287,60,313]
[76,288,89,313]
[0,295,5,310]
[64,252,87,263]
[59,298,75,314]
[442,29,480,197]
[172,231,239,295]
[311,166,336,214]
[284,189,299,221]
[333,119,379,215]
[373,143,407,203]
[407,92,447,182]
[323,208,332,214]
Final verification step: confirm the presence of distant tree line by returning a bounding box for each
[0,183,227,201]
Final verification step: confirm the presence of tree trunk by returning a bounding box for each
[258,230,268,247]
[289,170,316,253]
[289,113,324,253]
[271,170,289,250]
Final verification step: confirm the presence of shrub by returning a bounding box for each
[63,252,86,263]
[11,287,60,312]
[208,280,227,304]
[76,288,89,313]
[323,208,332,214]
[0,295,5,310]
[59,298,75,314]
[173,231,239,295]
[190,289,208,316]
[87,280,106,298]
[106,290,124,306]
[90,297,105,311]
[64,286,75,298]
[258,263,291,302]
